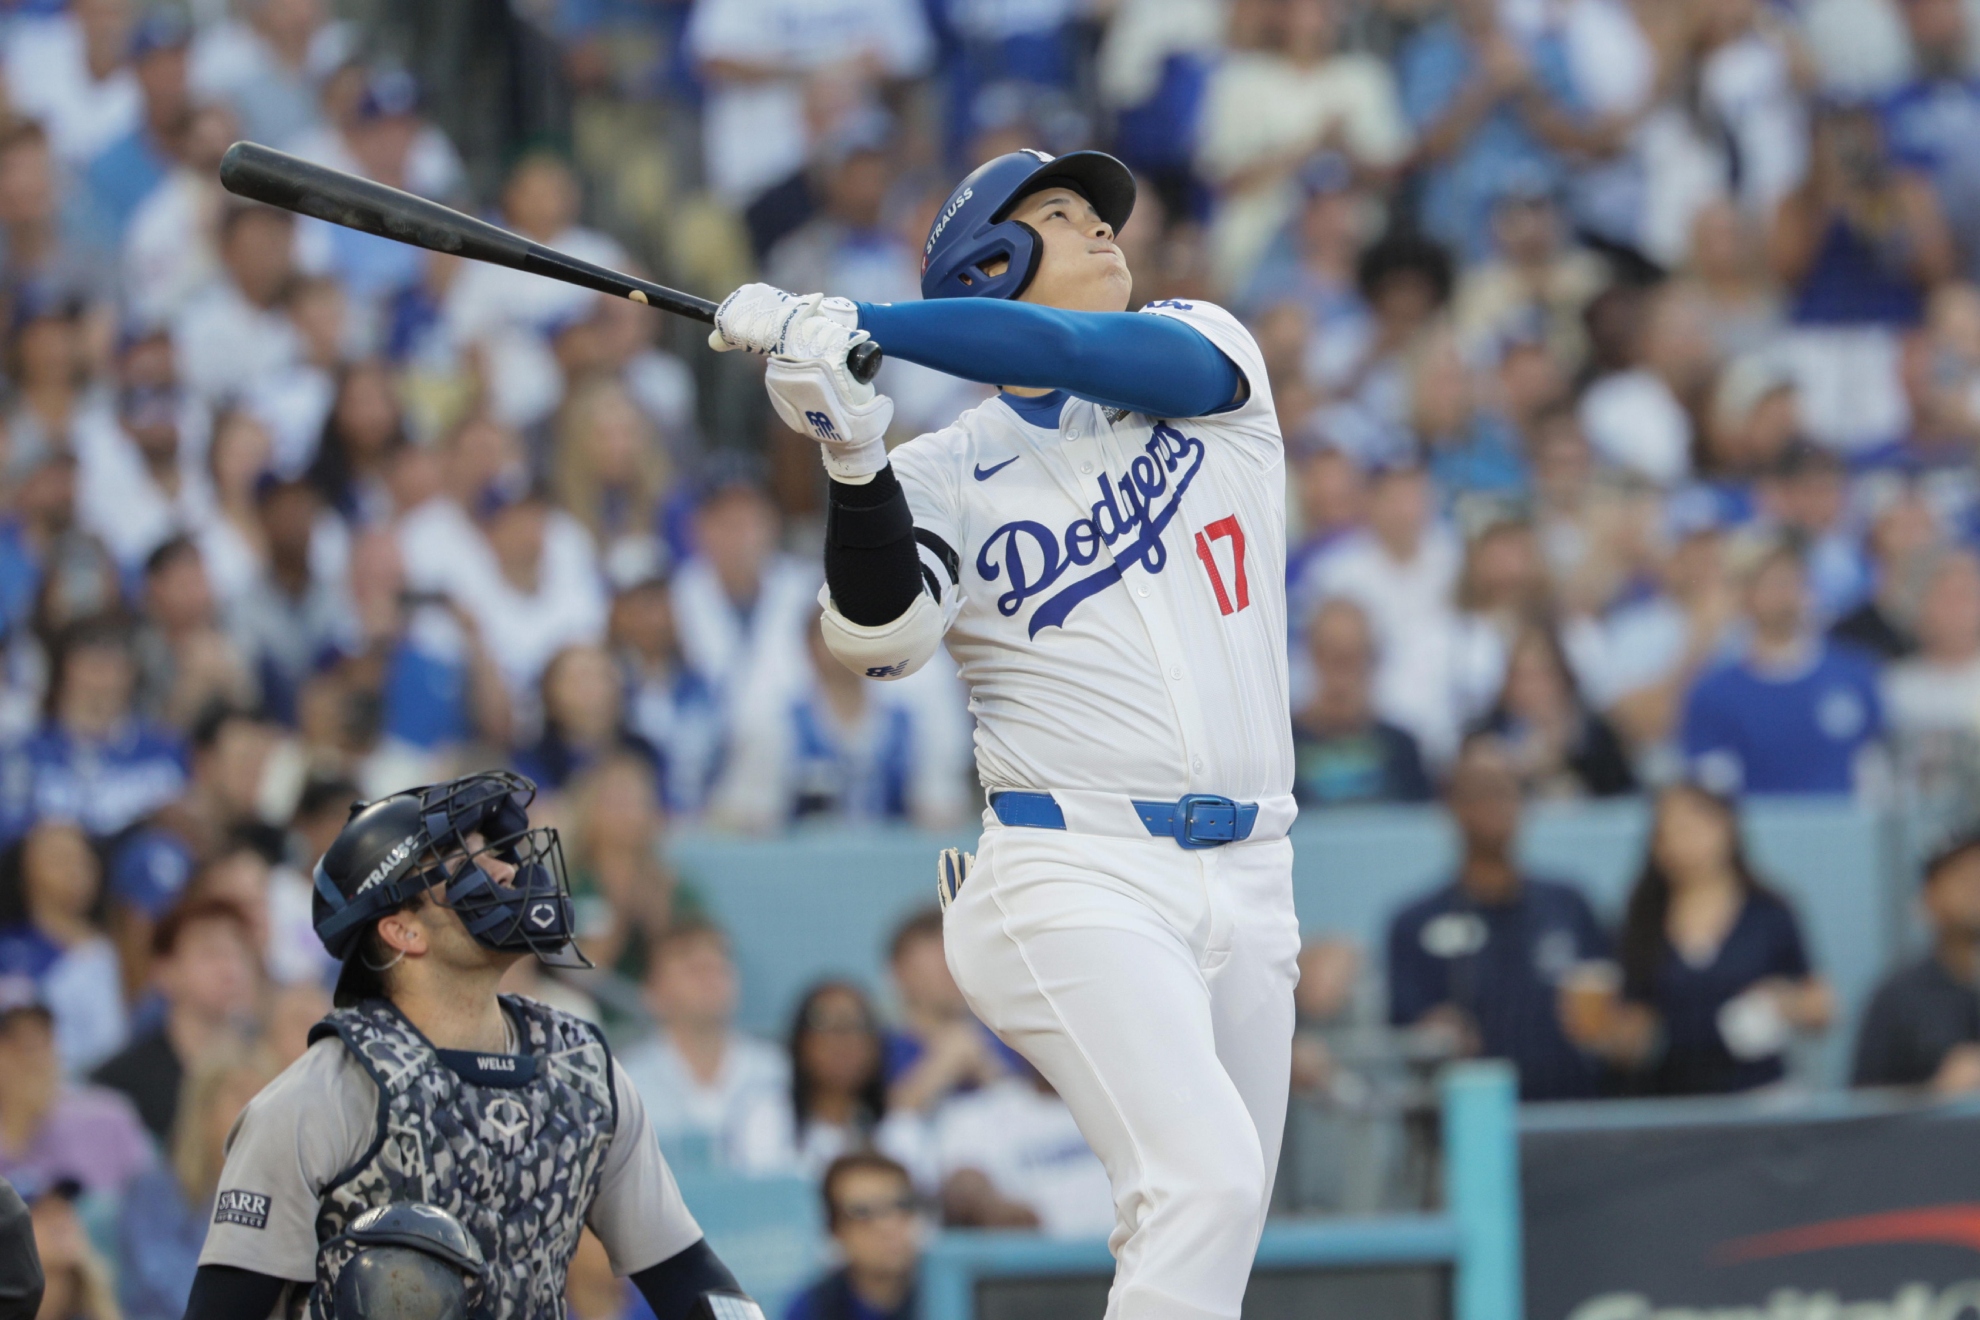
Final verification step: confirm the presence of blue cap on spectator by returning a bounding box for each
[129,8,191,60]
[357,68,420,122]
[692,450,770,506]
[0,975,49,1024]
[9,282,84,334]
[1298,152,1354,198]
[474,469,544,520]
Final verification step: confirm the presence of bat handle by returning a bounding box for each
[848,340,883,385]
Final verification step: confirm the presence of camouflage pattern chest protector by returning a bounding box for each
[303,995,617,1320]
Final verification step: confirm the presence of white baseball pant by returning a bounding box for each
[943,823,1300,1320]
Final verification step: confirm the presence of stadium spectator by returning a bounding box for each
[0,981,148,1195]
[880,908,1009,1116]
[172,202,302,404]
[1291,597,1433,806]
[21,1175,116,1320]
[736,980,887,1177]
[1682,542,1885,795]
[1882,548,1980,752]
[1830,488,1936,660]
[683,0,932,208]
[512,642,658,795]
[1309,460,1465,763]
[552,376,670,583]
[785,1152,921,1320]
[1386,733,1609,1100]
[133,538,254,731]
[1472,625,1635,799]
[608,576,725,816]
[672,462,817,713]
[0,821,124,1074]
[304,359,404,524]
[190,0,349,147]
[0,124,99,300]
[227,474,349,724]
[563,753,681,984]
[1577,284,1718,488]
[114,1042,276,1320]
[5,0,138,168]
[193,407,276,610]
[918,1061,1113,1238]
[80,9,191,249]
[1753,441,1869,624]
[89,897,259,1142]
[1195,0,1412,290]
[619,920,787,1171]
[1450,171,1605,370]
[1854,831,1980,1091]
[1573,784,1830,1095]
[717,615,970,831]
[1881,0,1980,284]
[1772,101,1955,453]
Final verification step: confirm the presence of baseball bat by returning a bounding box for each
[217,141,883,383]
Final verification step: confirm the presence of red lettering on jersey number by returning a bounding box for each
[1194,516,1249,616]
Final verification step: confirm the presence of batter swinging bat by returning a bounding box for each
[217,140,884,383]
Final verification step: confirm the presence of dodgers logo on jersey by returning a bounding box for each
[976,423,1205,637]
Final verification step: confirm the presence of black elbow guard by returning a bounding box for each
[632,1238,762,1320]
[825,465,925,627]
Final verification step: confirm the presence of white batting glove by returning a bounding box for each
[708,285,858,356]
[767,351,894,481]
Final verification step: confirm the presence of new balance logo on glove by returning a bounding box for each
[805,411,840,441]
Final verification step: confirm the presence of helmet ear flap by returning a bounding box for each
[1006,221,1044,299]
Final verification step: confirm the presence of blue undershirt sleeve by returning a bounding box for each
[854,299,1244,419]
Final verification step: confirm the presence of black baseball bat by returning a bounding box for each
[217,141,883,383]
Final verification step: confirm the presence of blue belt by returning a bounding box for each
[990,791,1259,850]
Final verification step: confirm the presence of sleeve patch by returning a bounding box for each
[214,1190,271,1230]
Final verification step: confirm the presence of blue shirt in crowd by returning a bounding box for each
[1624,889,1812,1096]
[1387,876,1609,1101]
[1681,640,1882,795]
[0,720,188,844]
[115,1166,206,1320]
[786,1270,915,1320]
[1396,20,1576,261]
[1883,73,1980,281]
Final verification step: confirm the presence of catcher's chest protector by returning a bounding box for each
[302,996,616,1320]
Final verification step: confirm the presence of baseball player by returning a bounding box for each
[709,148,1299,1320]
[179,770,762,1320]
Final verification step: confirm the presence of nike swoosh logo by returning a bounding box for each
[973,456,1020,481]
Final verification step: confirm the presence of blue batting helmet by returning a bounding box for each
[920,149,1136,302]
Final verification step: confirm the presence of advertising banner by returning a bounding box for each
[1525,1104,1980,1320]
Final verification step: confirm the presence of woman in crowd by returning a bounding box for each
[563,752,682,987]
[29,1179,121,1320]
[512,642,660,795]
[0,821,126,1074]
[115,1043,278,1320]
[553,375,670,576]
[1570,784,1831,1094]
[192,408,274,610]
[1473,624,1636,799]
[306,359,406,527]
[736,981,888,1177]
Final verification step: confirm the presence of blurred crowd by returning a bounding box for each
[2,0,1980,1313]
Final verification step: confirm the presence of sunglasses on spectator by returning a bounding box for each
[837,1195,918,1225]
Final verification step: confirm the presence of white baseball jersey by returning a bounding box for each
[889,299,1292,811]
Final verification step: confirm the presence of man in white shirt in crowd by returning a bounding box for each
[5,0,139,166]
[189,0,351,148]
[670,459,818,722]
[617,920,788,1172]
[441,153,628,428]
[172,201,304,403]
[1309,459,1466,763]
[684,0,932,207]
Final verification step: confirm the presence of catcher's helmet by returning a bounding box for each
[330,1202,485,1320]
[312,771,582,1005]
[920,149,1135,302]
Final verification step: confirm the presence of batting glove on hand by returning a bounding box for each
[708,285,858,356]
[767,350,894,480]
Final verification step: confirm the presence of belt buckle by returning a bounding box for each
[1174,794,1239,849]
